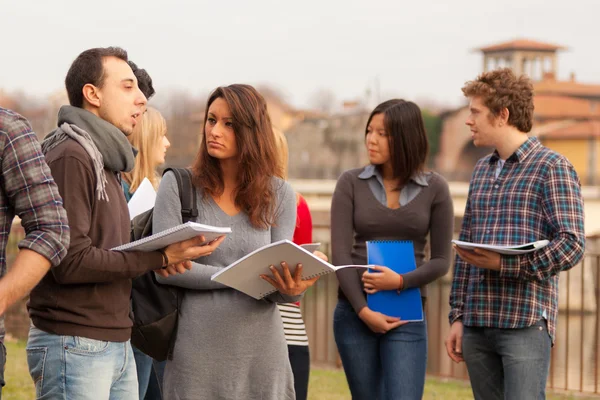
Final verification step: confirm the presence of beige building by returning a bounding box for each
[436,39,600,185]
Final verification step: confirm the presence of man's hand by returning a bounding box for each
[454,246,501,271]
[164,235,226,266]
[362,266,401,293]
[260,262,319,296]
[358,307,407,333]
[445,321,464,363]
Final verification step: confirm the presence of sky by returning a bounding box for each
[1,0,598,110]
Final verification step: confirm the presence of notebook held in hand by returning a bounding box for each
[366,240,423,322]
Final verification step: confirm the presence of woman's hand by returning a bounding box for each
[362,266,401,294]
[313,250,328,262]
[260,262,319,296]
[358,307,407,333]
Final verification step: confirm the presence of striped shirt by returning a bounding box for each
[449,137,585,343]
[277,303,309,346]
[0,108,70,336]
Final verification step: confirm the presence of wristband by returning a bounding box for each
[158,249,169,268]
[396,274,404,294]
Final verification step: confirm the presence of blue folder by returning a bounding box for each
[366,240,423,321]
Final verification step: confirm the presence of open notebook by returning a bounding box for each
[113,222,231,252]
[211,240,369,300]
[452,239,550,255]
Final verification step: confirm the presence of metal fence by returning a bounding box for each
[301,234,600,394]
[5,218,600,394]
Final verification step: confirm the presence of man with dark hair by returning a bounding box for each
[26,47,222,398]
[128,60,155,100]
[0,108,69,399]
[127,59,165,400]
[445,68,585,400]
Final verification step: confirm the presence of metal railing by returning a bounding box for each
[5,218,600,393]
[301,245,600,394]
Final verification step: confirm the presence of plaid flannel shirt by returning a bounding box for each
[449,137,585,343]
[0,108,69,335]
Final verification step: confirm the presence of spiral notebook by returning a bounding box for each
[112,221,232,252]
[451,239,550,255]
[211,240,370,300]
[366,240,423,321]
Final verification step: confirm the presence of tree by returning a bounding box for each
[421,109,442,165]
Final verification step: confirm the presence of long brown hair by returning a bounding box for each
[192,84,282,229]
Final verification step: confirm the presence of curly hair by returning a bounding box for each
[191,84,281,230]
[462,68,534,132]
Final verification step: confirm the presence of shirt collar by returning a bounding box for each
[489,136,540,164]
[358,164,429,187]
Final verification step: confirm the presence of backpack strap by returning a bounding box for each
[161,167,197,361]
[163,167,198,223]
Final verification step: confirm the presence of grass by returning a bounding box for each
[3,340,599,399]
[308,368,600,400]
[4,340,34,400]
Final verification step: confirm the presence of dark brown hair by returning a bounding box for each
[191,84,282,229]
[462,68,534,132]
[128,60,155,99]
[65,47,129,108]
[365,99,429,188]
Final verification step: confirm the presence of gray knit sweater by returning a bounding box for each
[153,171,299,400]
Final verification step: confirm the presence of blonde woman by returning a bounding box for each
[274,128,313,400]
[123,106,171,399]
[123,107,171,201]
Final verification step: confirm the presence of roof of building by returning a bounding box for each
[534,95,600,119]
[478,39,567,53]
[534,79,600,99]
[535,120,600,139]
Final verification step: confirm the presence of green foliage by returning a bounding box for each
[422,109,443,165]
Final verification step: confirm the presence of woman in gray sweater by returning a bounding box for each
[332,100,454,400]
[153,84,317,400]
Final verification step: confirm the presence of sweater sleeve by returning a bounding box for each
[47,154,162,284]
[153,171,229,290]
[401,175,454,289]
[265,181,303,303]
[331,171,367,314]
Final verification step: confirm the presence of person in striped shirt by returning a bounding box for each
[446,68,585,400]
[273,128,317,400]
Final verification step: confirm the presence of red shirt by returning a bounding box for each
[293,194,312,245]
[292,193,312,306]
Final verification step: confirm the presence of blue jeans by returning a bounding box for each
[132,346,166,400]
[462,319,551,400]
[26,326,138,399]
[333,299,427,400]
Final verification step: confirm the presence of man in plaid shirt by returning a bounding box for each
[0,108,69,397]
[445,69,585,400]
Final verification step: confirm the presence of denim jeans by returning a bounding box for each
[132,346,166,400]
[26,326,138,399]
[462,319,551,400]
[333,299,427,400]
